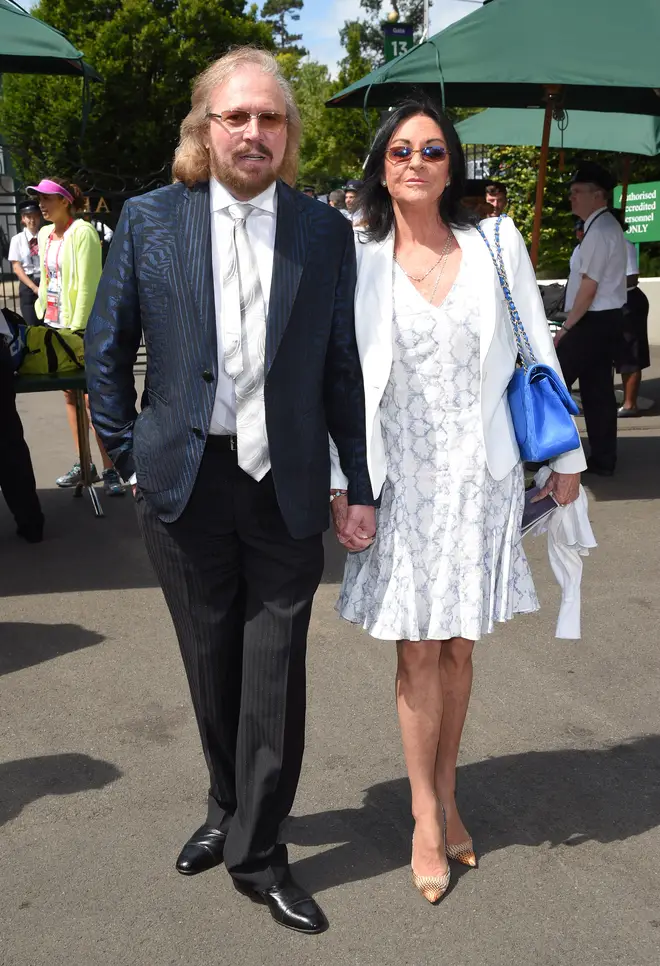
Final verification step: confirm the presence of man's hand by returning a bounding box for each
[30,281,40,296]
[532,471,580,508]
[331,494,376,552]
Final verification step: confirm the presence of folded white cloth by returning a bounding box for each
[526,466,597,639]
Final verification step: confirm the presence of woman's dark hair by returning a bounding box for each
[46,176,86,213]
[356,93,474,243]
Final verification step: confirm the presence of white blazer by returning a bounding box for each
[331,216,587,497]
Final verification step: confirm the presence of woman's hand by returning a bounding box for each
[331,493,376,552]
[553,327,566,348]
[532,471,581,508]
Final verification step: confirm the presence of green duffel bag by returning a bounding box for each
[19,326,85,375]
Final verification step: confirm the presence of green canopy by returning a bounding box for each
[456,108,660,156]
[327,0,660,114]
[0,0,100,78]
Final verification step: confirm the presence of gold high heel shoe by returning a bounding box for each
[411,812,451,904]
[446,838,477,868]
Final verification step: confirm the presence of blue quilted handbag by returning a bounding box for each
[476,216,581,463]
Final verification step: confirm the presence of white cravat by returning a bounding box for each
[208,179,277,436]
[223,203,270,480]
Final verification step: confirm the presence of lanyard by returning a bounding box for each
[580,209,608,245]
[44,220,73,277]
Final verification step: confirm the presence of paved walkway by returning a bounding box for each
[1,358,659,966]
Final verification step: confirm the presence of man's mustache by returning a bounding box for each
[232,142,273,161]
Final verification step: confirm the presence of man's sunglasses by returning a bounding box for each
[386,145,449,164]
[207,110,287,134]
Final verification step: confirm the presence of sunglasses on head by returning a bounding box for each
[386,145,449,164]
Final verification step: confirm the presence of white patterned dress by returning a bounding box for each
[338,259,539,642]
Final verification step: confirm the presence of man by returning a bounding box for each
[301,184,315,198]
[0,311,44,542]
[343,178,363,224]
[485,180,507,217]
[554,162,627,476]
[8,200,42,326]
[328,188,350,218]
[85,47,375,934]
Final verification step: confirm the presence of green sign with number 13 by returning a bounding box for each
[383,22,414,62]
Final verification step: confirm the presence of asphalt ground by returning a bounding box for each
[1,356,659,966]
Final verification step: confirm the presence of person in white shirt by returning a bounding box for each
[555,163,627,476]
[328,188,351,217]
[612,217,650,416]
[8,200,42,326]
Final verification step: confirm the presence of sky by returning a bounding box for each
[298,0,478,73]
[16,0,478,73]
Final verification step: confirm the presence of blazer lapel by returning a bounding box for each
[176,183,216,352]
[266,181,309,371]
[356,233,394,392]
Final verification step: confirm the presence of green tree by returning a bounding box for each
[279,24,378,192]
[340,0,428,68]
[0,0,273,187]
[261,0,306,56]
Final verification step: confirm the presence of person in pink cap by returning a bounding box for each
[29,176,124,495]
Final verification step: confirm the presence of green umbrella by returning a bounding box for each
[327,0,660,114]
[327,0,660,264]
[455,109,660,157]
[0,0,100,78]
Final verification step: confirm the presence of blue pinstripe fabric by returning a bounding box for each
[85,179,372,536]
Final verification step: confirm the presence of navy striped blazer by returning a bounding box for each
[85,179,372,538]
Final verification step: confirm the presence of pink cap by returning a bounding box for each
[27,179,74,204]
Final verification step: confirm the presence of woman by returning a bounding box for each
[331,97,586,903]
[613,219,650,417]
[29,177,124,496]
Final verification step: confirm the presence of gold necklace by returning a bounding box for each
[428,234,455,305]
[394,233,453,282]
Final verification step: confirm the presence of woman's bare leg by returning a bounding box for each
[396,639,448,877]
[621,371,641,411]
[63,390,113,470]
[434,636,475,845]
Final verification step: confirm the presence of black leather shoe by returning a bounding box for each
[234,869,328,934]
[175,825,226,875]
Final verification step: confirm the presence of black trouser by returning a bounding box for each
[556,308,624,472]
[0,342,43,530]
[18,280,40,328]
[135,439,324,888]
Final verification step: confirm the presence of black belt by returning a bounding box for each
[205,434,238,452]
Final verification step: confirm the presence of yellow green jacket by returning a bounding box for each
[35,219,102,332]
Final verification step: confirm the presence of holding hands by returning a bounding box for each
[330,491,376,552]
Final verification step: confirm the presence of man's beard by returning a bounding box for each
[210,142,280,198]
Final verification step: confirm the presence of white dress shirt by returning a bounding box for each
[8,227,40,279]
[564,207,627,313]
[208,178,277,435]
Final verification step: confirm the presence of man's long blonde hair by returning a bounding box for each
[172,47,301,188]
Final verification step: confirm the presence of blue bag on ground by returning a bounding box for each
[0,307,28,371]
